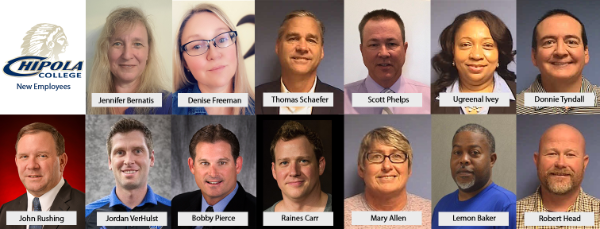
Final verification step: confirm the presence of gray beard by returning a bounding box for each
[456,178,475,190]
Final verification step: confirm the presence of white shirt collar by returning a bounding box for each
[279,77,316,114]
[27,178,65,212]
[280,76,317,93]
[445,73,515,100]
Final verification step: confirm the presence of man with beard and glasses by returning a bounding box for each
[432,124,516,229]
[516,124,600,228]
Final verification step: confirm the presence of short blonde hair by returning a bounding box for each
[173,3,255,115]
[87,7,169,114]
[358,126,413,171]
[277,10,325,44]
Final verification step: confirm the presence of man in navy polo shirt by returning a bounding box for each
[85,118,171,229]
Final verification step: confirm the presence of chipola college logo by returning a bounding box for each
[3,23,83,78]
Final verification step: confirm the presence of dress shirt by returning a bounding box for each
[440,73,515,114]
[517,75,600,114]
[517,187,600,229]
[344,75,430,114]
[279,76,317,115]
[26,178,65,229]
[172,83,255,115]
[195,183,239,229]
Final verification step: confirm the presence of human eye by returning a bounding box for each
[387,42,399,48]
[135,149,142,154]
[279,161,289,166]
[39,154,48,158]
[300,159,310,164]
[134,42,144,47]
[218,36,230,44]
[566,39,580,47]
[200,161,209,166]
[541,39,556,48]
[369,153,383,161]
[219,161,227,166]
[483,42,495,49]
[459,42,472,49]
[452,150,461,156]
[470,150,481,156]
[19,155,28,159]
[390,153,404,161]
[113,41,122,47]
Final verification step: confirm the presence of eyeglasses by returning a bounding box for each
[181,31,237,56]
[366,152,407,163]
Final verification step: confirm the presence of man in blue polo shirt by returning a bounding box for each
[85,118,171,229]
[432,124,516,229]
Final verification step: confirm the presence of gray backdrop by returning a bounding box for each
[517,115,600,199]
[431,115,516,207]
[85,115,172,204]
[344,115,432,199]
[516,0,600,92]
[254,0,344,89]
[431,0,517,84]
[171,116,256,197]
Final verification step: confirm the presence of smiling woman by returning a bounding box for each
[87,7,172,115]
[431,10,517,114]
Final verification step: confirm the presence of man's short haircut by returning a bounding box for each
[358,9,405,43]
[532,9,588,51]
[453,124,496,153]
[189,124,240,162]
[16,122,65,156]
[358,126,413,171]
[270,121,323,162]
[277,10,325,44]
[106,118,153,157]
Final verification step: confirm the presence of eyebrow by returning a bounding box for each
[183,27,230,42]
[452,144,483,149]
[198,157,231,162]
[539,35,581,41]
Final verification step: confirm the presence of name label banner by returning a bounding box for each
[178,93,248,107]
[524,93,594,107]
[92,93,162,107]
[263,93,334,107]
[263,212,333,226]
[439,93,510,107]
[352,93,422,107]
[96,212,167,226]
[352,211,422,225]
[7,211,76,225]
[524,212,594,226]
[178,212,247,226]
[438,212,508,226]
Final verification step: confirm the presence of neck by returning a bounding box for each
[206,186,236,206]
[197,80,234,94]
[540,75,582,92]
[458,179,492,201]
[372,74,401,89]
[205,107,234,115]
[278,185,326,212]
[281,72,316,92]
[459,78,494,93]
[540,186,580,212]
[115,185,148,209]
[364,188,407,211]
[115,79,140,93]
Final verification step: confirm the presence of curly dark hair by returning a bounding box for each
[432,10,516,96]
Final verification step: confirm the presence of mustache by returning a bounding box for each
[546,169,574,176]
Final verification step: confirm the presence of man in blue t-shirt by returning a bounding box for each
[432,124,516,229]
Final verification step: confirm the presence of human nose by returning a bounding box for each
[123,152,136,165]
[554,40,568,57]
[469,45,484,60]
[26,157,40,170]
[121,44,133,60]
[208,164,219,177]
[206,42,222,60]
[377,45,391,58]
[381,156,393,172]
[295,39,309,54]
[289,161,301,177]
[459,153,471,166]
[554,153,568,168]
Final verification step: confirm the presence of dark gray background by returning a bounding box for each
[344,115,431,199]
[85,115,172,204]
[171,116,256,197]
[431,115,516,207]
[431,0,517,84]
[517,115,600,199]
[516,0,600,92]
[255,0,344,89]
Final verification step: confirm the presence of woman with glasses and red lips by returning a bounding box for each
[172,3,255,115]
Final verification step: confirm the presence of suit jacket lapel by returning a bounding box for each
[45,181,74,229]
[311,78,331,114]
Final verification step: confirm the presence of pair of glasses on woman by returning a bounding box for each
[181,31,237,56]
[366,152,408,163]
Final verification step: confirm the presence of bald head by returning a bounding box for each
[538,124,585,155]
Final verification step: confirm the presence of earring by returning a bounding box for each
[497,63,500,68]
[452,61,455,66]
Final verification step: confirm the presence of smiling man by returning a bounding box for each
[344,9,430,114]
[344,126,431,228]
[255,10,344,115]
[0,122,85,229]
[265,121,331,212]
[517,9,600,114]
[432,124,516,229]
[171,124,256,228]
[517,124,600,228]
[85,118,171,229]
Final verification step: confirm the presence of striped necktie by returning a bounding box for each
[381,88,395,114]
[30,197,42,229]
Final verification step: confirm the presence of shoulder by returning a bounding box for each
[154,193,172,207]
[256,80,280,93]
[407,193,432,210]
[434,191,457,211]
[516,192,538,211]
[316,79,343,94]
[264,200,280,212]
[486,184,516,206]
[0,194,26,210]
[403,77,430,90]
[344,78,365,92]
[344,193,365,211]
[175,83,196,94]
[85,195,111,218]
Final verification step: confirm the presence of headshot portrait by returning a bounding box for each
[516,0,600,114]
[171,1,256,115]
[255,0,344,115]
[516,115,600,228]
[86,0,173,114]
[344,0,431,115]
[0,116,85,229]
[430,0,517,114]
[260,119,335,212]
[431,115,516,228]
[343,115,431,228]
[170,115,257,227]
[85,116,171,228]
